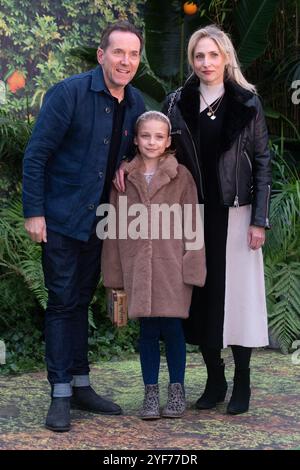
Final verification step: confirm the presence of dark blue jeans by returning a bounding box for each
[42,229,102,386]
[139,317,186,385]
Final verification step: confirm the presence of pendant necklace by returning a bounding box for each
[200,92,224,120]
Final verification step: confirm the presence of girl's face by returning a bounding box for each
[192,37,227,86]
[134,119,171,161]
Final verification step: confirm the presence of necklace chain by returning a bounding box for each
[200,92,224,120]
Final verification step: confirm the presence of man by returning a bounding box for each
[23,21,145,432]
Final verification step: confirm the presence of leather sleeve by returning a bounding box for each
[250,96,272,228]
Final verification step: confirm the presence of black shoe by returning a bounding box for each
[45,397,71,432]
[196,363,227,410]
[227,368,251,415]
[71,386,122,415]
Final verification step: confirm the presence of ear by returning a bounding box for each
[166,135,171,148]
[97,48,104,65]
[133,136,138,146]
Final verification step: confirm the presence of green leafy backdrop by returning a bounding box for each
[0,0,145,112]
[0,0,299,371]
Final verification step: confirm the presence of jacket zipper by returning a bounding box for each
[265,184,271,227]
[244,150,252,171]
[234,134,242,207]
[183,122,204,200]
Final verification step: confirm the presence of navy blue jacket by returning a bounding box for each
[23,66,145,240]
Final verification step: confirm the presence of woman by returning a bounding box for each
[162,24,271,414]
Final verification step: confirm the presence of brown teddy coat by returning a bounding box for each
[101,154,206,319]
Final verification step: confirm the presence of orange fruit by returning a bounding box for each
[183,2,198,15]
[7,71,26,93]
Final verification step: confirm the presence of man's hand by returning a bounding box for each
[113,161,127,193]
[248,225,265,250]
[24,216,47,243]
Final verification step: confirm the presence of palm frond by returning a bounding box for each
[0,199,47,310]
[267,262,300,353]
[264,153,300,260]
[0,197,100,328]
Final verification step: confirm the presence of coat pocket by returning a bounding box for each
[45,173,82,224]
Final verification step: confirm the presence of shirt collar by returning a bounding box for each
[90,65,135,107]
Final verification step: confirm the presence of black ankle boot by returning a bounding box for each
[45,397,71,432]
[71,385,122,415]
[227,368,251,415]
[196,362,227,410]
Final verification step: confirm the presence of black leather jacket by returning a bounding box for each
[163,75,272,228]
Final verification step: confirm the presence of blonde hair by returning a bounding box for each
[135,111,172,135]
[187,24,256,93]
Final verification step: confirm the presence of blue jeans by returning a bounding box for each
[139,317,186,385]
[42,229,102,387]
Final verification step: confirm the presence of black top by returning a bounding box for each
[100,95,127,205]
[199,94,227,206]
[91,94,127,235]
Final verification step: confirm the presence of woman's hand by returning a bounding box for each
[248,225,265,250]
[113,161,127,193]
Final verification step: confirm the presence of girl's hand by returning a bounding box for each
[113,162,127,193]
[247,225,265,250]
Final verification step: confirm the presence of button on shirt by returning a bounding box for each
[100,96,127,206]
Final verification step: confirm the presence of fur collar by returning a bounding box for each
[123,152,178,179]
[177,74,257,153]
[123,153,179,201]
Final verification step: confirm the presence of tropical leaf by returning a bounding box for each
[267,262,300,353]
[234,0,281,69]
[140,92,161,110]
[273,52,300,85]
[264,147,300,353]
[144,0,183,80]
[264,153,300,261]
[265,107,300,140]
[0,200,46,309]
[18,259,48,309]
[0,198,100,329]
[133,53,168,103]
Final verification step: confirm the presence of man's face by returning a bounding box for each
[97,31,141,91]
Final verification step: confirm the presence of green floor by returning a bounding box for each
[0,349,299,450]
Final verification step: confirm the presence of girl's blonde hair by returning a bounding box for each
[135,111,172,135]
[187,24,256,93]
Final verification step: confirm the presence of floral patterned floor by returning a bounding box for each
[0,349,299,450]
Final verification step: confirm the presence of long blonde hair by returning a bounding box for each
[187,24,256,93]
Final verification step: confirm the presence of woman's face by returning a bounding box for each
[192,37,227,86]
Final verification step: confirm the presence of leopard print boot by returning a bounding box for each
[162,383,186,418]
[139,384,160,420]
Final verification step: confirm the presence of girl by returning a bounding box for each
[101,111,206,419]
